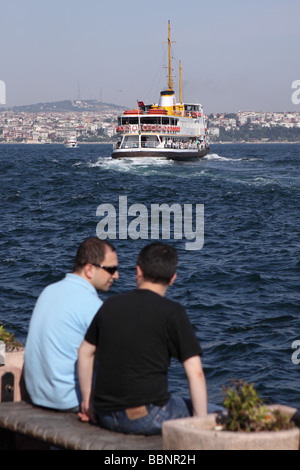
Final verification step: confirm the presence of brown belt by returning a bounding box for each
[125,405,148,420]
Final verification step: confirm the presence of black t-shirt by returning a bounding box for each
[85,288,202,412]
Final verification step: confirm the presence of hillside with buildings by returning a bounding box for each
[207,111,300,142]
[0,101,300,143]
[0,100,124,143]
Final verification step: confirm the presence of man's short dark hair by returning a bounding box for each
[73,237,116,272]
[137,242,177,285]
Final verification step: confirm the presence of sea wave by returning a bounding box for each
[88,156,173,172]
[203,153,233,161]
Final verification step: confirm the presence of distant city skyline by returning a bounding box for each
[1,0,300,113]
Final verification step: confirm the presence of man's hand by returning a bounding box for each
[78,401,96,423]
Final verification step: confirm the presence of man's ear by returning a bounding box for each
[136,265,143,280]
[169,272,177,286]
[83,263,93,280]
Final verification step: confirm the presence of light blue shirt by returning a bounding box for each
[24,273,102,410]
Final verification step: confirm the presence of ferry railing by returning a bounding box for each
[116,142,159,149]
[119,141,162,149]
[116,141,208,150]
[164,143,198,149]
[141,141,162,149]
[116,142,205,150]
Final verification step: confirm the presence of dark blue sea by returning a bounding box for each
[1,143,300,409]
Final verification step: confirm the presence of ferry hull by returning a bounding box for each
[111,147,210,161]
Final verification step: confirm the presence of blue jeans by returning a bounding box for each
[95,395,223,435]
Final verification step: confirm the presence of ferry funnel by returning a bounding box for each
[159,90,176,108]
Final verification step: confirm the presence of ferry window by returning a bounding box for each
[140,117,162,125]
[123,135,139,148]
[121,117,138,125]
[141,135,159,148]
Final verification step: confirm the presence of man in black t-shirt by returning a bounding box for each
[78,242,208,435]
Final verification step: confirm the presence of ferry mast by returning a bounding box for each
[167,20,183,103]
[168,20,173,91]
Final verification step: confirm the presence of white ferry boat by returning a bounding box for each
[64,137,78,148]
[112,22,209,161]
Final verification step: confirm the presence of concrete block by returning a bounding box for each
[162,406,300,450]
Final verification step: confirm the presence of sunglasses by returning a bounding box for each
[92,263,118,275]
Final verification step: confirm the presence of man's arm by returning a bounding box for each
[77,339,97,422]
[183,355,207,417]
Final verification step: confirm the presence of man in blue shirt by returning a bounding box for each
[24,237,119,411]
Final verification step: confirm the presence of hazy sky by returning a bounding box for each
[1,0,299,113]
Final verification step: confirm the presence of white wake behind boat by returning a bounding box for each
[112,22,210,161]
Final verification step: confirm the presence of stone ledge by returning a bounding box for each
[0,401,162,450]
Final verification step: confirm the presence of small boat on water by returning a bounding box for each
[64,137,78,148]
[112,22,210,161]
